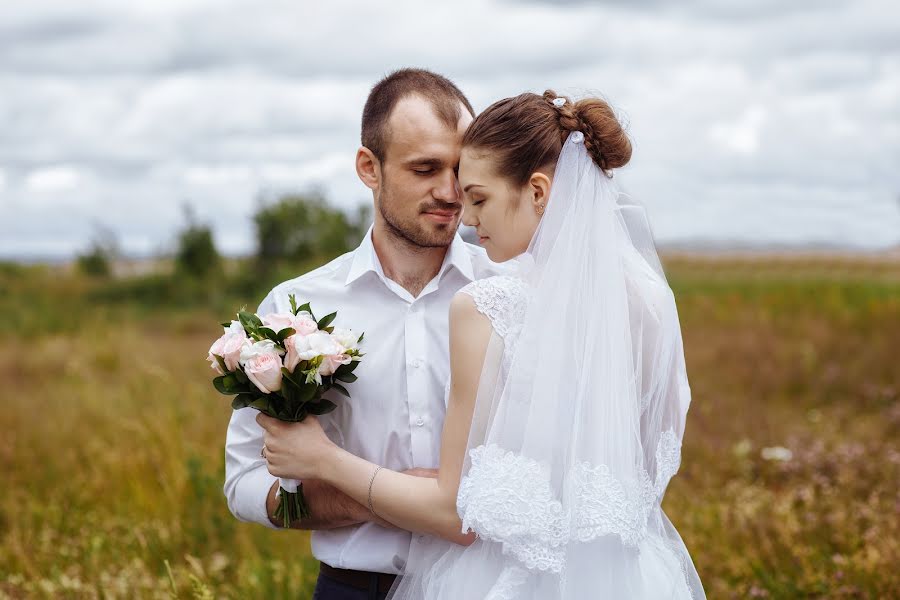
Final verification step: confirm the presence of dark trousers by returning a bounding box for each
[311,570,393,600]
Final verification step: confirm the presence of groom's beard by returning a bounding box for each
[378,179,459,249]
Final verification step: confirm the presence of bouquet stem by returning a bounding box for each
[273,477,310,528]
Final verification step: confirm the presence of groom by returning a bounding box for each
[224,68,505,600]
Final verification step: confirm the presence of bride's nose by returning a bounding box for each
[461,206,477,227]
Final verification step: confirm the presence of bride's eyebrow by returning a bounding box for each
[463,184,484,192]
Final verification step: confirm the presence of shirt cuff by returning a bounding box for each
[235,466,281,529]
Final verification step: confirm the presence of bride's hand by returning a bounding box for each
[256,413,334,480]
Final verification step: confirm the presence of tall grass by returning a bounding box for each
[1,255,898,598]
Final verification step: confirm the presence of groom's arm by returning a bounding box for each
[226,393,405,530]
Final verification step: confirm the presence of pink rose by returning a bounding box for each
[207,321,248,374]
[318,352,352,377]
[262,311,319,336]
[283,334,303,373]
[239,340,284,394]
[261,312,295,332]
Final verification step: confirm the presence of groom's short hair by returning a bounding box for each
[362,68,475,161]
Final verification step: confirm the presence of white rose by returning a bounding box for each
[293,331,343,361]
[239,338,283,363]
[330,328,359,353]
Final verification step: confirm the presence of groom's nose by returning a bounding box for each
[432,169,461,204]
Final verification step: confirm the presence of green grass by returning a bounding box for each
[1,255,898,598]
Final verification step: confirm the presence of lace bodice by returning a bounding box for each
[457,275,529,341]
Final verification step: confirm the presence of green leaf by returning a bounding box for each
[336,372,357,383]
[281,380,298,405]
[298,380,319,403]
[249,396,271,412]
[258,326,278,341]
[298,302,313,320]
[276,327,296,342]
[238,310,262,332]
[233,369,249,384]
[289,294,299,316]
[317,312,337,330]
[288,407,309,422]
[331,383,350,398]
[213,354,229,375]
[357,332,365,344]
[333,363,350,377]
[220,321,232,328]
[223,374,241,393]
[231,394,253,410]
[307,399,337,415]
[281,367,302,388]
[213,376,232,395]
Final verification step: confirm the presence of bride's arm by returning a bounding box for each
[323,293,491,544]
[261,292,491,545]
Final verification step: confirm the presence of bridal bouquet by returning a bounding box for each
[208,294,363,527]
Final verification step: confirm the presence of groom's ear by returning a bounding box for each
[528,172,552,211]
[356,147,381,191]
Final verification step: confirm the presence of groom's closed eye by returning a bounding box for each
[407,158,444,176]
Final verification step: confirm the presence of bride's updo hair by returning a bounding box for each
[462,90,631,185]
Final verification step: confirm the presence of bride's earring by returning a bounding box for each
[536,203,545,216]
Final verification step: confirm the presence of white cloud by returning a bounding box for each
[24,165,85,192]
[708,105,768,155]
[1,0,899,258]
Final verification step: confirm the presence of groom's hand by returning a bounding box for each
[264,468,438,530]
[266,478,396,530]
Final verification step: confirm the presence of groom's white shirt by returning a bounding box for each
[224,225,506,574]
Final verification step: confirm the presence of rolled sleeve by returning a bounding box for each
[222,289,282,529]
[224,407,281,528]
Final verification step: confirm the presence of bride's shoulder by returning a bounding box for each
[453,276,529,338]
[457,275,527,301]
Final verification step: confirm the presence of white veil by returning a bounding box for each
[389,133,705,599]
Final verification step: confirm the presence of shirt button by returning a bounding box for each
[416,417,425,427]
[410,358,422,369]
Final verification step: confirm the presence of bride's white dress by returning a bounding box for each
[389,133,706,599]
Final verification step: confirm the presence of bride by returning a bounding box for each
[258,90,706,599]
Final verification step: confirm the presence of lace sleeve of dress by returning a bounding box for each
[457,276,527,339]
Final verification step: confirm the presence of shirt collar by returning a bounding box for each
[344,224,475,288]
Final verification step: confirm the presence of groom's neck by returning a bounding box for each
[371,224,449,298]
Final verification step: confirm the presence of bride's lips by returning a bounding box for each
[423,209,459,224]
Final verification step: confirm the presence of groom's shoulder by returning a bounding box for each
[262,250,356,310]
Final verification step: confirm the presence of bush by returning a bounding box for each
[253,193,370,266]
[175,205,221,279]
[76,225,119,277]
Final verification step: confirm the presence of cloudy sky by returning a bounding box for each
[1,0,898,259]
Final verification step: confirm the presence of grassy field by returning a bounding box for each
[1,253,898,599]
